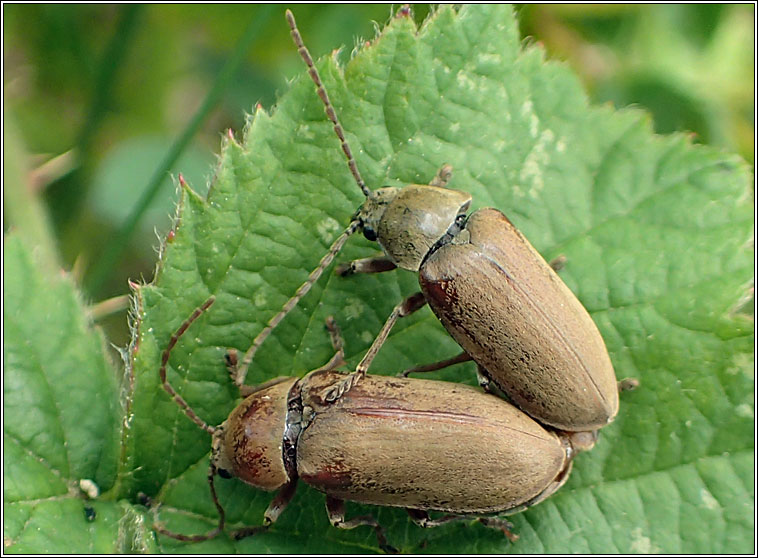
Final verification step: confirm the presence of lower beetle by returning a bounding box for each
[154,298,596,551]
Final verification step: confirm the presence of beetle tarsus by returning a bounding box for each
[407,509,519,543]
[336,255,397,277]
[335,262,355,276]
[399,351,473,378]
[476,366,495,393]
[406,508,465,529]
[230,525,269,540]
[262,481,297,527]
[478,517,519,542]
[154,523,222,543]
[326,496,397,553]
[225,349,239,376]
[321,370,362,403]
[429,164,453,188]
[548,254,567,272]
[618,377,640,392]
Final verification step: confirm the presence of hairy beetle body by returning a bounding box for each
[155,299,597,548]
[419,208,619,431]
[214,369,577,519]
[220,377,298,489]
[297,371,570,513]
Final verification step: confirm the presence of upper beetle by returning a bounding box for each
[230,9,618,433]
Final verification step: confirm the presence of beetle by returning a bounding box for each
[229,9,618,434]
[154,297,597,551]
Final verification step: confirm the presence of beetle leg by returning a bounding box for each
[476,366,495,393]
[263,479,299,525]
[399,356,503,399]
[226,352,295,398]
[159,297,217,435]
[475,366,517,401]
[325,496,397,554]
[231,314,350,399]
[153,464,225,542]
[322,293,427,403]
[477,517,519,542]
[336,255,397,277]
[236,319,349,401]
[406,509,518,542]
[618,377,640,392]
[312,350,348,375]
[229,524,268,541]
[224,348,239,376]
[237,376,294,398]
[406,508,467,528]
[229,479,299,540]
[324,316,346,363]
[548,254,567,272]
[398,351,472,377]
[429,164,453,188]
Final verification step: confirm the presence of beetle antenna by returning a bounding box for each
[159,296,217,435]
[231,220,361,388]
[285,9,371,199]
[154,463,226,542]
[231,12,369,389]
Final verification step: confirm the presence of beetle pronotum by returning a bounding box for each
[227,9,619,434]
[154,297,596,550]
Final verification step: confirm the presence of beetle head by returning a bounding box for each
[217,378,299,491]
[359,184,471,271]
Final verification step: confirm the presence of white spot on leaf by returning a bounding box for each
[629,527,658,553]
[519,128,555,198]
[316,217,340,244]
[521,99,539,138]
[477,53,501,65]
[361,330,374,344]
[297,124,315,140]
[700,489,720,510]
[726,353,753,378]
[456,70,476,91]
[254,291,267,308]
[343,297,366,320]
[735,403,753,419]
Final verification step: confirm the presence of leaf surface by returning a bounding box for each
[126,5,754,553]
[4,235,126,552]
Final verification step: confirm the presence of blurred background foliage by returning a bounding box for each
[3,4,754,351]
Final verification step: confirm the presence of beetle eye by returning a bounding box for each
[363,226,377,241]
[217,468,232,479]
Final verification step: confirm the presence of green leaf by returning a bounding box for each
[126,5,753,554]
[3,235,125,552]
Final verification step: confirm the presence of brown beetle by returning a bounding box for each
[155,298,595,551]
[229,9,618,433]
